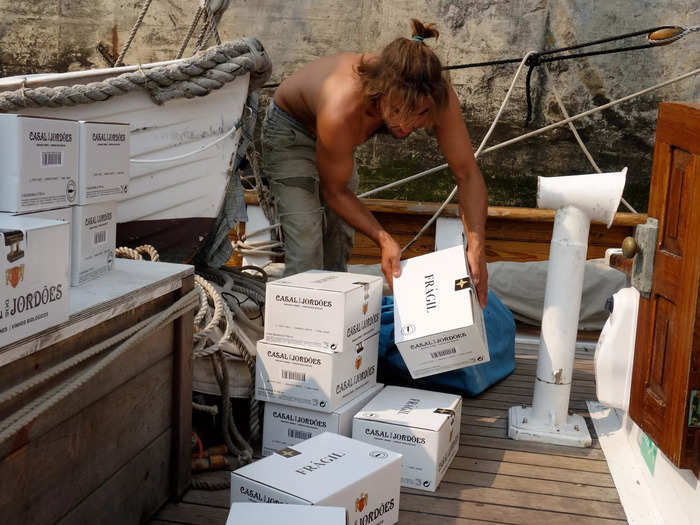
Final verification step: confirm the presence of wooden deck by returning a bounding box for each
[151,339,627,525]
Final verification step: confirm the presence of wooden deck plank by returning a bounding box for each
[400,493,626,525]
[155,502,228,524]
[404,482,626,520]
[150,342,628,525]
[456,446,611,473]
[398,510,496,525]
[442,469,620,502]
[459,436,606,459]
[450,457,616,487]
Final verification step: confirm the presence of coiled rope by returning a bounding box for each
[115,246,263,474]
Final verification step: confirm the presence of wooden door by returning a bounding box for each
[629,102,700,473]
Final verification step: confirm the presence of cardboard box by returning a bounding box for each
[226,503,346,525]
[71,202,116,286]
[231,432,401,525]
[16,207,73,272]
[393,245,489,378]
[264,270,382,352]
[353,385,462,492]
[0,214,70,347]
[77,121,130,204]
[0,115,78,213]
[262,383,384,456]
[256,335,378,413]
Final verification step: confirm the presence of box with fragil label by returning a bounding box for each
[353,385,462,492]
[263,383,384,456]
[0,115,78,213]
[256,334,378,413]
[71,202,116,286]
[0,214,70,347]
[78,121,130,204]
[264,270,382,352]
[226,503,346,525]
[393,245,489,378]
[231,432,401,525]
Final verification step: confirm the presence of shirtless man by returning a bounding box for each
[262,19,489,307]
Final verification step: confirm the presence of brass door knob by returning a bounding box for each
[622,237,638,258]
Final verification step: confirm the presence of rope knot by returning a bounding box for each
[525,53,542,67]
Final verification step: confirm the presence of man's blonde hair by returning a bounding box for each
[355,19,450,123]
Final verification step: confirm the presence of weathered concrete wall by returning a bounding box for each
[1,1,698,210]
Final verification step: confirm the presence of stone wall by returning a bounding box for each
[1,0,698,210]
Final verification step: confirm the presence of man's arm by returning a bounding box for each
[434,86,489,307]
[316,111,402,288]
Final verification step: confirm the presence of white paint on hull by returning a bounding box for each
[5,70,249,223]
[589,401,700,525]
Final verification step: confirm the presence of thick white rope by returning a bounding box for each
[362,66,700,233]
[401,51,536,253]
[130,122,241,164]
[0,290,199,445]
[543,64,637,214]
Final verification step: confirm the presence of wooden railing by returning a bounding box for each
[241,191,647,265]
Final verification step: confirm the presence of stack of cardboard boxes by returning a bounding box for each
[256,270,385,453]
[231,271,402,522]
[229,255,487,520]
[0,114,129,348]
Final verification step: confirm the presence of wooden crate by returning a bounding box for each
[0,261,194,525]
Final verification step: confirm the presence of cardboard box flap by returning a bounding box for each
[354,386,461,432]
[393,246,477,342]
[232,432,400,503]
[273,270,382,293]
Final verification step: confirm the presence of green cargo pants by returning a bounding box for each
[261,101,358,276]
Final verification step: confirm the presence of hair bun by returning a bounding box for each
[410,18,440,41]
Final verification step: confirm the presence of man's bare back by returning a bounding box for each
[274,53,381,147]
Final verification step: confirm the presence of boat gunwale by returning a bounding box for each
[244,190,647,227]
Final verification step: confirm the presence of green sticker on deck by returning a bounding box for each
[639,432,657,475]
[689,390,700,427]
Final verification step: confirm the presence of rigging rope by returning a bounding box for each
[542,64,637,213]
[401,51,536,253]
[397,66,700,252]
[113,0,154,67]
[359,66,700,200]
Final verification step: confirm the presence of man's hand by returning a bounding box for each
[379,231,402,290]
[466,244,488,309]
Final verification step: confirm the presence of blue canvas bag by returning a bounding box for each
[377,291,515,397]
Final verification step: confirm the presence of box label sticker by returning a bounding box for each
[639,431,657,475]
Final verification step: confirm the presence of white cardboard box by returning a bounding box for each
[226,503,346,525]
[262,383,384,456]
[256,334,378,413]
[15,207,73,273]
[0,115,78,213]
[231,432,401,525]
[0,214,70,347]
[393,245,489,378]
[353,385,462,492]
[264,270,382,352]
[77,121,130,204]
[71,202,116,286]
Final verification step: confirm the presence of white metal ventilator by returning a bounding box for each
[508,168,627,447]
